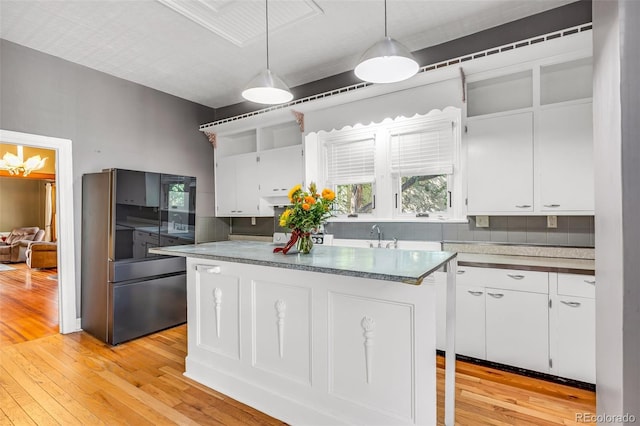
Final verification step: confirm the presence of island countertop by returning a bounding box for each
[150,240,457,285]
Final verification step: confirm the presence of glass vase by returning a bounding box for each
[297,233,313,254]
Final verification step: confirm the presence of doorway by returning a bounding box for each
[0,129,77,334]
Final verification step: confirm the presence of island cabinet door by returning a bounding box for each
[328,290,430,424]
[251,280,312,386]
[190,264,241,361]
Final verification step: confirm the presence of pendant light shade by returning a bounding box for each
[355,0,419,84]
[354,36,419,83]
[241,0,293,105]
[242,69,293,104]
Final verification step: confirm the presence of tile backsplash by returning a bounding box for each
[324,216,595,247]
[226,215,595,248]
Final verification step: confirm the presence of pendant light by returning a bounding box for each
[354,0,419,84]
[242,0,293,104]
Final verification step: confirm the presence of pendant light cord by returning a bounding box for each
[384,0,388,37]
[265,0,270,70]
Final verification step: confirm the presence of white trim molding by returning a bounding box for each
[0,129,78,334]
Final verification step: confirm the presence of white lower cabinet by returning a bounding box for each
[550,273,596,383]
[455,285,486,360]
[485,288,549,373]
[437,266,595,383]
[441,267,549,374]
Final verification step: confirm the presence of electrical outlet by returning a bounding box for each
[251,217,256,226]
[476,215,490,228]
[547,215,557,228]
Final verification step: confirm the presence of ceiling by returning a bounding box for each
[0,0,576,109]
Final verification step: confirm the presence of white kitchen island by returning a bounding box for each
[150,241,457,425]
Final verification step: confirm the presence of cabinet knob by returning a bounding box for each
[515,205,531,208]
[457,270,466,275]
[467,290,483,296]
[584,279,596,285]
[487,292,504,299]
[544,204,561,208]
[560,300,581,308]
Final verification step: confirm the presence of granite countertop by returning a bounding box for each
[457,253,594,274]
[443,241,595,274]
[149,240,457,285]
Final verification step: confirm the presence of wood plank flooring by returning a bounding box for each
[0,263,58,345]
[0,263,596,425]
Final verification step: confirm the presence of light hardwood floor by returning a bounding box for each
[0,262,59,345]
[1,263,596,425]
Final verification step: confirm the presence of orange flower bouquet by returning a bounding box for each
[274,182,335,254]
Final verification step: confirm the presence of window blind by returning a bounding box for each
[325,137,375,184]
[390,119,454,176]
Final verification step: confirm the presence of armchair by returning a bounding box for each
[0,227,45,263]
[26,241,57,269]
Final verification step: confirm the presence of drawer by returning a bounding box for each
[456,266,548,293]
[454,266,484,287]
[557,273,595,299]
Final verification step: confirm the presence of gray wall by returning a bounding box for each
[0,177,46,230]
[594,0,640,421]
[0,39,224,313]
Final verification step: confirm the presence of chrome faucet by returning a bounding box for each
[370,224,382,248]
[385,238,398,249]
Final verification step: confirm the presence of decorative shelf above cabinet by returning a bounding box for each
[540,57,593,105]
[467,70,533,117]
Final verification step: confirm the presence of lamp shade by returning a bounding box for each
[241,69,293,105]
[354,36,419,84]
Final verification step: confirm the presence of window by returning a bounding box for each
[324,135,376,217]
[399,174,448,214]
[314,108,462,221]
[168,183,186,209]
[390,119,455,218]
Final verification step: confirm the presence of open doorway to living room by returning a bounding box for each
[0,144,59,343]
[0,129,77,341]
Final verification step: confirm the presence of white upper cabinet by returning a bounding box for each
[537,102,594,212]
[216,152,259,216]
[258,122,304,200]
[213,121,304,217]
[467,112,534,214]
[259,145,304,198]
[465,57,594,215]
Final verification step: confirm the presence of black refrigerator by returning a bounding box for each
[81,168,196,345]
